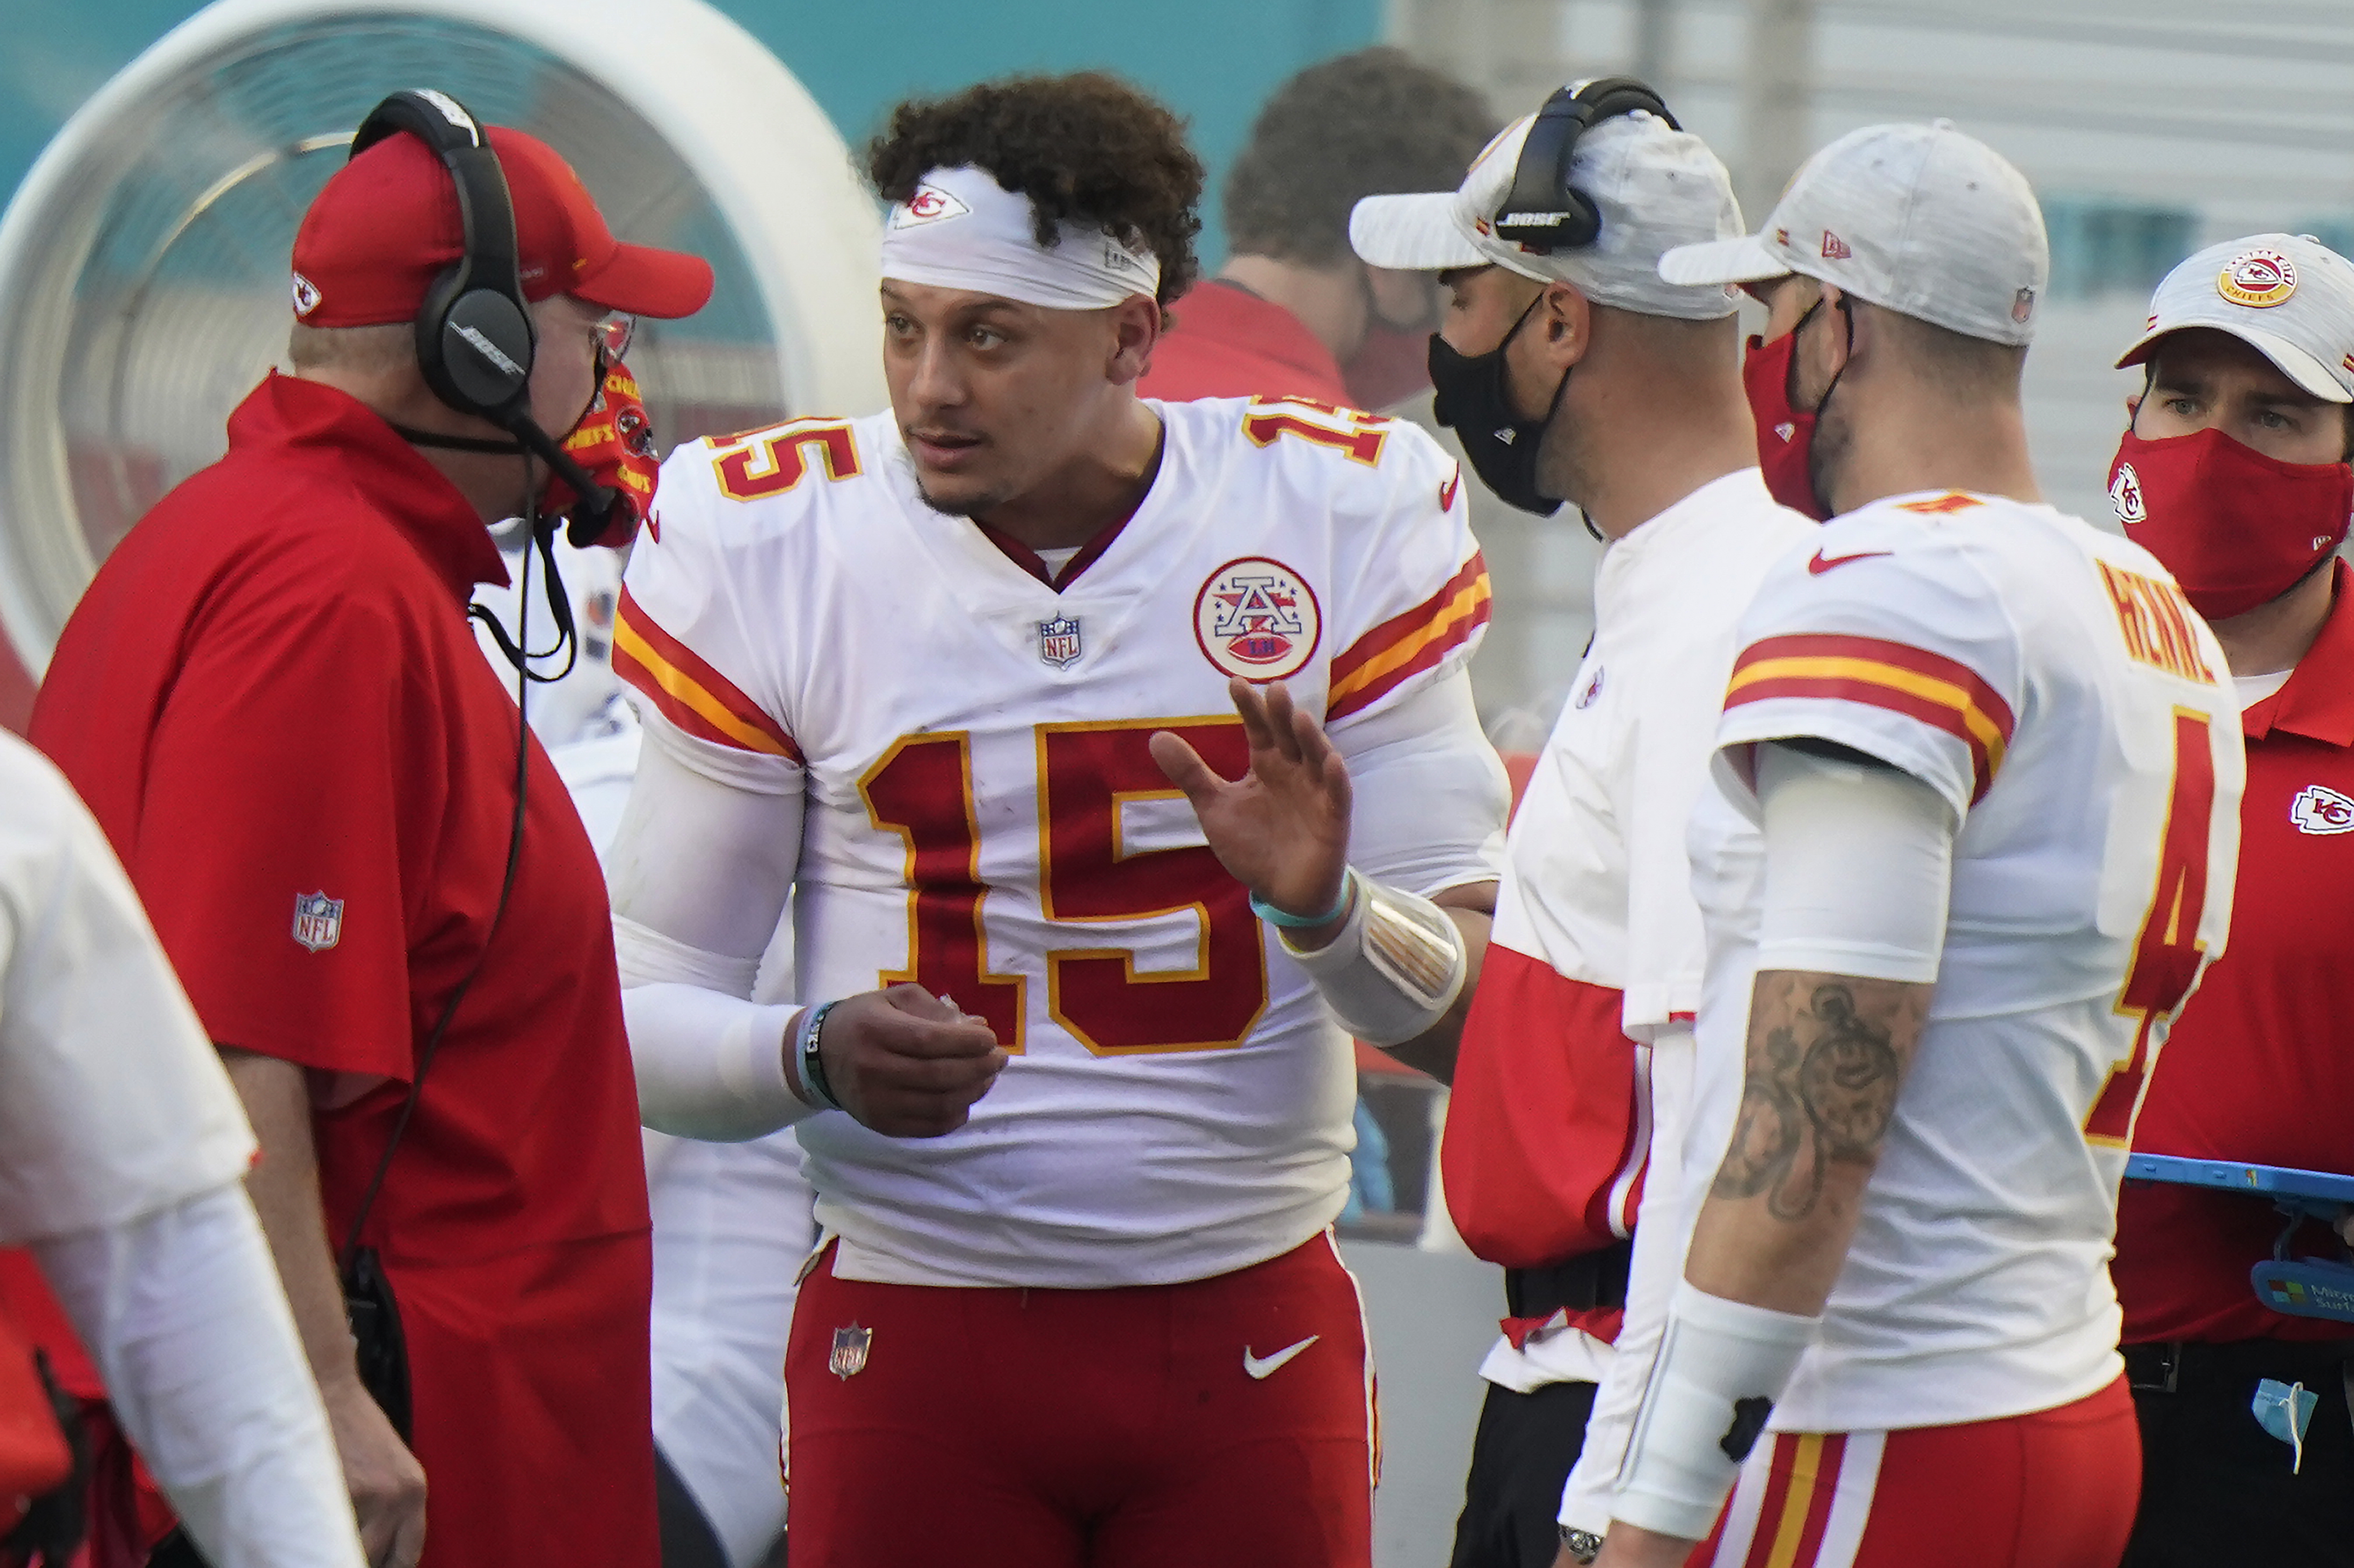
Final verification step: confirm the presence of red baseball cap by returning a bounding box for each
[291,125,714,327]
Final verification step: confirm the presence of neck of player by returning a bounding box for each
[1822,364,2043,515]
[1541,319,1758,540]
[2210,561,2337,679]
[977,397,1166,552]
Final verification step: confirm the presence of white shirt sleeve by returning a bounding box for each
[0,736,254,1243]
[609,714,813,1139]
[1330,668,1509,897]
[32,1181,365,1568]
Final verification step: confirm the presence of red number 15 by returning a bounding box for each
[859,719,1269,1055]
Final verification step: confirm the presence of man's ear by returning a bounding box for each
[1106,295,1163,386]
[2124,390,2142,423]
[1537,280,1593,370]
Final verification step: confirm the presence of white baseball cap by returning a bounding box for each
[2113,234,2354,404]
[1349,104,1744,322]
[1659,121,2049,347]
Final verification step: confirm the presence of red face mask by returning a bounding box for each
[544,358,660,546]
[1742,321,1833,521]
[2108,426,2353,621]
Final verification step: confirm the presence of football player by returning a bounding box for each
[1585,123,2244,1568]
[604,72,1507,1568]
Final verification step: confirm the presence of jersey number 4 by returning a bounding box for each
[2085,708,2218,1147]
[860,719,1268,1055]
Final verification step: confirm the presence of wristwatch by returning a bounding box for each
[1561,1526,1604,1564]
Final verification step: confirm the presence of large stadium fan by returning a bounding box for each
[0,0,884,681]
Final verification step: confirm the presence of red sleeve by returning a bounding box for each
[129,578,427,1082]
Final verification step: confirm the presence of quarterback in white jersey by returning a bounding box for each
[1591,125,2244,1568]
[617,390,1494,1284]
[604,75,1505,1568]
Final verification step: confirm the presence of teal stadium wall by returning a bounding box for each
[0,0,1386,265]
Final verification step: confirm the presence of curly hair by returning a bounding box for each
[867,73,1204,312]
[1224,47,1500,268]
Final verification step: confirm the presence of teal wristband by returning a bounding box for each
[1249,870,1354,930]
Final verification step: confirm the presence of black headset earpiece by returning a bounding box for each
[1492,76,1680,254]
[350,90,536,424]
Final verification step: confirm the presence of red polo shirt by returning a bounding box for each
[2114,561,2354,1346]
[30,374,657,1567]
[1137,280,1352,405]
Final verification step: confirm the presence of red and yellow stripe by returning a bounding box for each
[613,589,802,761]
[1740,1433,1848,1568]
[1326,555,1492,722]
[1725,633,2013,801]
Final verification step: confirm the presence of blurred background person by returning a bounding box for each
[0,730,364,1568]
[1138,45,1498,413]
[2105,233,2354,1568]
[26,95,713,1568]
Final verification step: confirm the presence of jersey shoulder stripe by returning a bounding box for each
[614,587,802,762]
[1328,552,1492,722]
[1727,632,2016,801]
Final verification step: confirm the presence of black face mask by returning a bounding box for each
[1428,296,1571,517]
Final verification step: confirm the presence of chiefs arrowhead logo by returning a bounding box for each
[891,183,970,228]
[2110,462,2147,527]
[2291,784,2354,836]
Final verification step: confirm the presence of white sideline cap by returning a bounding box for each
[1659,121,2048,346]
[1349,105,1744,321]
[2113,233,2354,404]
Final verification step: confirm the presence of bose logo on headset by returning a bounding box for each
[1492,76,1678,254]
[457,324,525,378]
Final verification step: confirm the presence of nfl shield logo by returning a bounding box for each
[830,1323,872,1380]
[291,892,343,953]
[1037,615,1082,669]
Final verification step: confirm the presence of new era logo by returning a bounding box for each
[1821,230,1852,261]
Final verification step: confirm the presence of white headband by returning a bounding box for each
[879,165,1161,311]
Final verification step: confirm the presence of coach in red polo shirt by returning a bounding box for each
[30,106,711,1568]
[1137,47,1494,409]
[2104,233,2354,1567]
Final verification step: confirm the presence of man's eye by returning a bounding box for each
[969,327,1004,348]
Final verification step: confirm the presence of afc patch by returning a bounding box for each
[1037,614,1082,669]
[1194,556,1321,682]
[291,891,343,953]
[830,1323,873,1380]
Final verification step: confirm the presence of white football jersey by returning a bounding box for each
[617,395,1499,1287]
[1682,490,2243,1433]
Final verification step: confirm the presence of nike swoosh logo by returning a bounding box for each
[1243,1335,1320,1379]
[1807,548,1891,575]
[1439,467,1462,512]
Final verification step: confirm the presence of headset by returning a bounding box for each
[1492,76,1680,253]
[347,88,619,546]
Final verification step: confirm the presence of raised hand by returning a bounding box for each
[1150,678,1352,939]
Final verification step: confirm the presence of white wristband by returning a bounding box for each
[1278,871,1467,1045]
[1612,1281,1822,1541]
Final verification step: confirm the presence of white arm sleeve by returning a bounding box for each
[1332,668,1509,897]
[32,1182,364,1568]
[609,717,813,1139]
[1754,740,1955,984]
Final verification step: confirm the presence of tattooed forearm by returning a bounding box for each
[1711,979,1903,1220]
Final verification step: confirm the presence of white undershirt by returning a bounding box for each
[2235,668,2292,706]
[1034,544,1083,577]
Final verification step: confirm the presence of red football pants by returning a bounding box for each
[1690,1376,2140,1568]
[784,1233,1376,1568]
